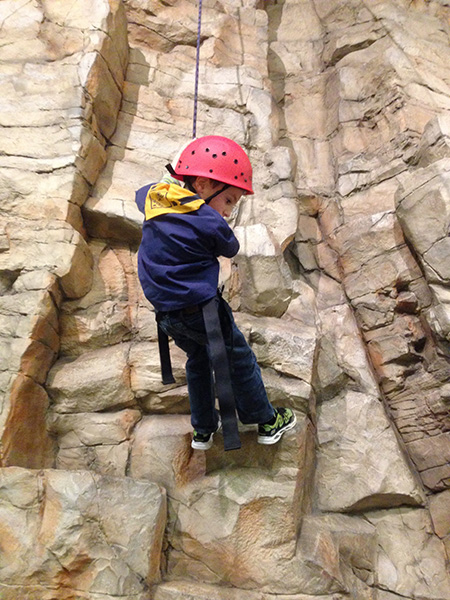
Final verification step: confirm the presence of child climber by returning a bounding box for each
[135,135,296,450]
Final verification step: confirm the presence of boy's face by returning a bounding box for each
[194,177,243,218]
[208,186,243,218]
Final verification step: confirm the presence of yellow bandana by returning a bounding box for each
[144,182,204,221]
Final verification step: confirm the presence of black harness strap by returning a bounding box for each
[165,163,230,205]
[156,295,241,451]
[202,295,241,451]
[204,183,229,204]
[157,324,175,385]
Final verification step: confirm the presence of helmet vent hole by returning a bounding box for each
[191,150,195,155]
[209,169,213,173]
[222,151,227,156]
[234,159,238,164]
[234,175,238,180]
[185,166,189,169]
[212,153,217,158]
[205,148,210,152]
[241,172,244,176]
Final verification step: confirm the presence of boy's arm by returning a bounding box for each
[135,184,151,215]
[213,217,240,258]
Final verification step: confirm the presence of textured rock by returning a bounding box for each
[129,341,187,399]
[165,422,332,595]
[59,240,133,356]
[233,224,293,316]
[47,343,134,413]
[1,0,450,598]
[316,390,425,512]
[239,313,317,383]
[396,160,450,341]
[366,507,450,600]
[50,409,141,477]
[430,489,450,561]
[129,414,201,490]
[0,0,128,473]
[131,414,320,594]
[1,374,55,469]
[0,467,166,599]
[315,303,380,398]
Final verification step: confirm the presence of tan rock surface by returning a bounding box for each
[1,0,450,598]
[0,0,128,472]
[367,507,450,600]
[47,343,134,413]
[163,418,330,594]
[316,390,425,512]
[0,467,166,599]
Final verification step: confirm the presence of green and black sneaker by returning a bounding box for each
[258,408,296,445]
[191,418,222,451]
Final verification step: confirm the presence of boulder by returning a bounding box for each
[50,409,141,477]
[315,390,425,512]
[366,507,450,600]
[238,313,316,383]
[234,224,293,317]
[0,467,166,599]
[47,344,135,413]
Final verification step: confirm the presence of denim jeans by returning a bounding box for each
[157,298,275,434]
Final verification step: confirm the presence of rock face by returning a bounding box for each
[0,0,450,599]
[0,467,166,600]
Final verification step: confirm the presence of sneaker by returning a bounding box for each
[191,418,222,451]
[257,408,296,445]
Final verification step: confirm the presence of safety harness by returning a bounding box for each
[143,180,241,451]
[157,293,241,451]
[147,0,243,451]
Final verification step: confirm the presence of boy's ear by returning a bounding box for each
[192,176,206,193]
[193,176,218,193]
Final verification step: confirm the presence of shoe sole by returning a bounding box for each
[191,419,222,451]
[191,436,214,450]
[257,413,297,445]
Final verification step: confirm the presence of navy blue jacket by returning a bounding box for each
[136,182,239,312]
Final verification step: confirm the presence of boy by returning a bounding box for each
[135,135,296,450]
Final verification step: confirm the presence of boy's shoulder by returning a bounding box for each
[135,179,203,220]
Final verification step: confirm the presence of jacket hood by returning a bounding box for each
[136,181,204,221]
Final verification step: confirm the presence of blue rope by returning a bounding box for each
[193,0,203,139]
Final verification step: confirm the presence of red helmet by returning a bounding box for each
[173,135,254,194]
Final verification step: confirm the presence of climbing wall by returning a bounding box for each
[0,0,450,599]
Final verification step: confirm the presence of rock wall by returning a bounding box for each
[0,0,449,599]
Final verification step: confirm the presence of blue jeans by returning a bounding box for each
[157,298,275,434]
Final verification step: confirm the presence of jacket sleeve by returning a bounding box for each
[212,217,240,258]
[135,184,151,215]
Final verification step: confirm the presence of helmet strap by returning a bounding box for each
[165,163,177,177]
[184,178,197,194]
[205,183,230,204]
[165,163,229,202]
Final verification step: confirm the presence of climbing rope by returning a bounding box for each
[186,1,241,451]
[192,0,203,138]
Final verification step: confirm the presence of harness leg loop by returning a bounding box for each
[202,296,241,451]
